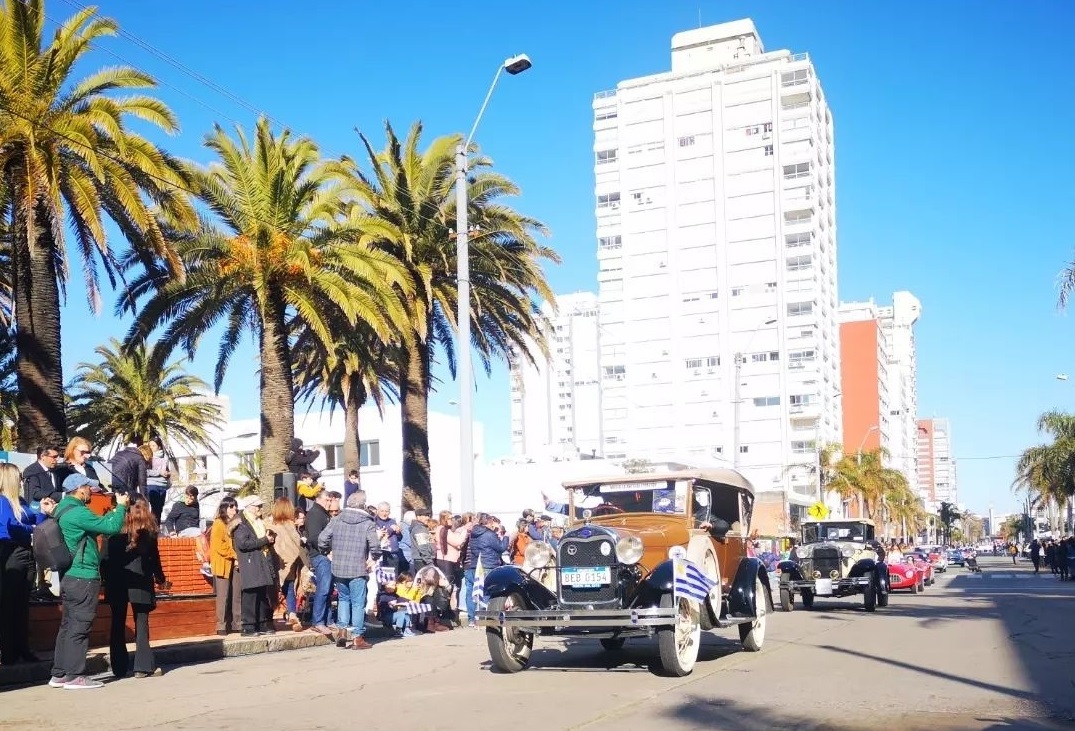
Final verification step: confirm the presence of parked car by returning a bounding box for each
[475,469,772,677]
[776,519,889,612]
[946,549,965,567]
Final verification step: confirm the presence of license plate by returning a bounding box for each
[561,566,611,588]
[814,578,833,596]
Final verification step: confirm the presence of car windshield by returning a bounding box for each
[801,521,873,544]
[575,479,689,516]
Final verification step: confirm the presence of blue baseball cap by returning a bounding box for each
[62,473,105,493]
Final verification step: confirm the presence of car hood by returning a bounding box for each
[580,514,693,571]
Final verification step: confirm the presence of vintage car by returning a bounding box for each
[925,546,948,573]
[776,519,889,612]
[945,548,965,567]
[905,550,935,586]
[475,470,773,677]
[888,557,925,593]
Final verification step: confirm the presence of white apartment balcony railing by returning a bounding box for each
[594,89,617,100]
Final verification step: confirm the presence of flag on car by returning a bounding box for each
[672,558,717,603]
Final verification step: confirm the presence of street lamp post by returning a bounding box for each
[219,432,257,489]
[732,318,777,471]
[856,425,879,466]
[457,54,532,514]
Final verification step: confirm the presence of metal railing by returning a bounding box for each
[594,89,617,100]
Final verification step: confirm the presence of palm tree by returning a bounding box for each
[0,325,16,450]
[122,118,412,479]
[1013,410,1075,534]
[292,317,397,479]
[0,0,195,450]
[66,338,223,454]
[938,501,959,545]
[823,448,911,526]
[225,448,262,498]
[350,121,558,510]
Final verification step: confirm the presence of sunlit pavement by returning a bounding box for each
[3,554,1073,731]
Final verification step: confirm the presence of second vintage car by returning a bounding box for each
[475,470,773,677]
[777,519,890,612]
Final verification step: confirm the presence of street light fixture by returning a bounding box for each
[219,432,257,489]
[856,424,880,464]
[732,317,778,470]
[457,54,532,514]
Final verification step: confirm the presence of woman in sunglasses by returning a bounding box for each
[56,437,100,485]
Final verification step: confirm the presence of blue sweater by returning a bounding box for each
[0,498,43,545]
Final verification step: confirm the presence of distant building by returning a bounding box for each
[509,292,602,459]
[917,418,956,505]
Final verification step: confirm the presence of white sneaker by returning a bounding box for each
[48,676,68,688]
[63,675,104,690]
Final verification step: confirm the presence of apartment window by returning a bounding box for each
[751,352,769,363]
[713,446,723,454]
[709,292,719,299]
[596,149,618,165]
[685,358,703,370]
[598,235,622,250]
[791,440,816,454]
[785,211,811,225]
[360,440,381,468]
[678,135,695,147]
[739,446,749,453]
[790,394,816,406]
[787,254,813,271]
[753,396,780,407]
[763,145,774,156]
[603,365,626,379]
[781,69,809,87]
[769,351,779,361]
[788,349,816,368]
[705,356,720,367]
[783,163,810,180]
[764,281,777,292]
[787,301,813,316]
[597,192,620,209]
[595,109,618,121]
[731,287,743,296]
[786,232,812,248]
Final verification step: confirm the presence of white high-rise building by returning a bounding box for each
[510,293,603,459]
[591,19,840,530]
[917,417,957,507]
[877,291,922,495]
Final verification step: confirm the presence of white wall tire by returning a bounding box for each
[738,577,767,651]
[656,593,700,677]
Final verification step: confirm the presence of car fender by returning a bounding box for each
[776,560,805,583]
[848,557,877,579]
[482,565,557,610]
[849,558,889,593]
[726,557,772,619]
[686,535,722,629]
[629,560,674,609]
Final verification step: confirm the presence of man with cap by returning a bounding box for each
[50,474,129,690]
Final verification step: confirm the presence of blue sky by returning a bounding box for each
[49,0,1075,515]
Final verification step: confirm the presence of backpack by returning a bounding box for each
[32,503,89,574]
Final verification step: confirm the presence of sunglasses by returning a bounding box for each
[78,449,91,455]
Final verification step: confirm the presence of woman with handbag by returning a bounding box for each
[266,497,309,631]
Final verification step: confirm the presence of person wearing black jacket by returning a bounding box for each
[101,495,168,679]
[231,495,277,636]
[304,489,334,632]
[22,446,61,507]
[164,486,201,536]
[108,442,147,495]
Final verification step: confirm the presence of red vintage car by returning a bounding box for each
[906,551,935,587]
[888,558,924,594]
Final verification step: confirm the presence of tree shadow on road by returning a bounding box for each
[665,694,1075,731]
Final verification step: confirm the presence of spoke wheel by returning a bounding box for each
[485,594,533,673]
[656,593,700,676]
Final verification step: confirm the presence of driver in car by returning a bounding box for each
[692,489,740,540]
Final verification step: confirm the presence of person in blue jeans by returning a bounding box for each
[461,514,508,627]
[304,489,335,632]
[318,490,380,650]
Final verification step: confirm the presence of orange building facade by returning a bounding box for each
[839,318,885,455]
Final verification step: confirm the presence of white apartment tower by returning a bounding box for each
[592,19,840,524]
[510,293,603,459]
[917,417,957,506]
[877,292,922,495]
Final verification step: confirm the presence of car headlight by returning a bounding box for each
[523,541,554,567]
[615,535,644,565]
[840,547,855,558]
[904,568,914,578]
[667,545,687,561]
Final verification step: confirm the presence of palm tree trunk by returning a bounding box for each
[400,340,431,512]
[342,376,362,477]
[11,197,66,450]
[258,291,295,485]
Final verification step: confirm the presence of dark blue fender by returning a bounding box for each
[628,560,674,609]
[726,557,772,619]
[776,560,805,582]
[482,565,557,610]
[849,558,889,594]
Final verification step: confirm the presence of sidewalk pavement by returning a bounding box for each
[0,619,405,688]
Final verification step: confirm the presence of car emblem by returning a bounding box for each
[566,545,578,556]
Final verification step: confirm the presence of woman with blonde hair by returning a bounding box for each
[266,497,309,631]
[56,436,99,484]
[0,462,46,664]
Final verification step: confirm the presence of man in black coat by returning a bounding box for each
[109,440,147,495]
[22,446,62,508]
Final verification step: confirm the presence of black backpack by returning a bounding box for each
[33,503,88,574]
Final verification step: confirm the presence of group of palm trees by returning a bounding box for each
[1014,410,1075,538]
[0,1,556,510]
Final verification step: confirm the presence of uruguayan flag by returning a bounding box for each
[673,558,718,603]
[397,601,433,615]
[375,564,396,585]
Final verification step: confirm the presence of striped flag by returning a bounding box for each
[472,562,488,610]
[375,564,396,585]
[396,601,432,615]
[672,558,718,603]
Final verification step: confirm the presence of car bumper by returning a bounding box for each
[784,577,871,592]
[475,607,677,630]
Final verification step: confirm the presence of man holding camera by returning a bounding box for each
[49,474,130,690]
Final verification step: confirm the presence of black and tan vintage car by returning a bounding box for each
[474,470,773,676]
[776,519,890,612]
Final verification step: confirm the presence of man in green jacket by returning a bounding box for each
[49,473,129,690]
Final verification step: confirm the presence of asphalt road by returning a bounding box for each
[2,555,1073,731]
